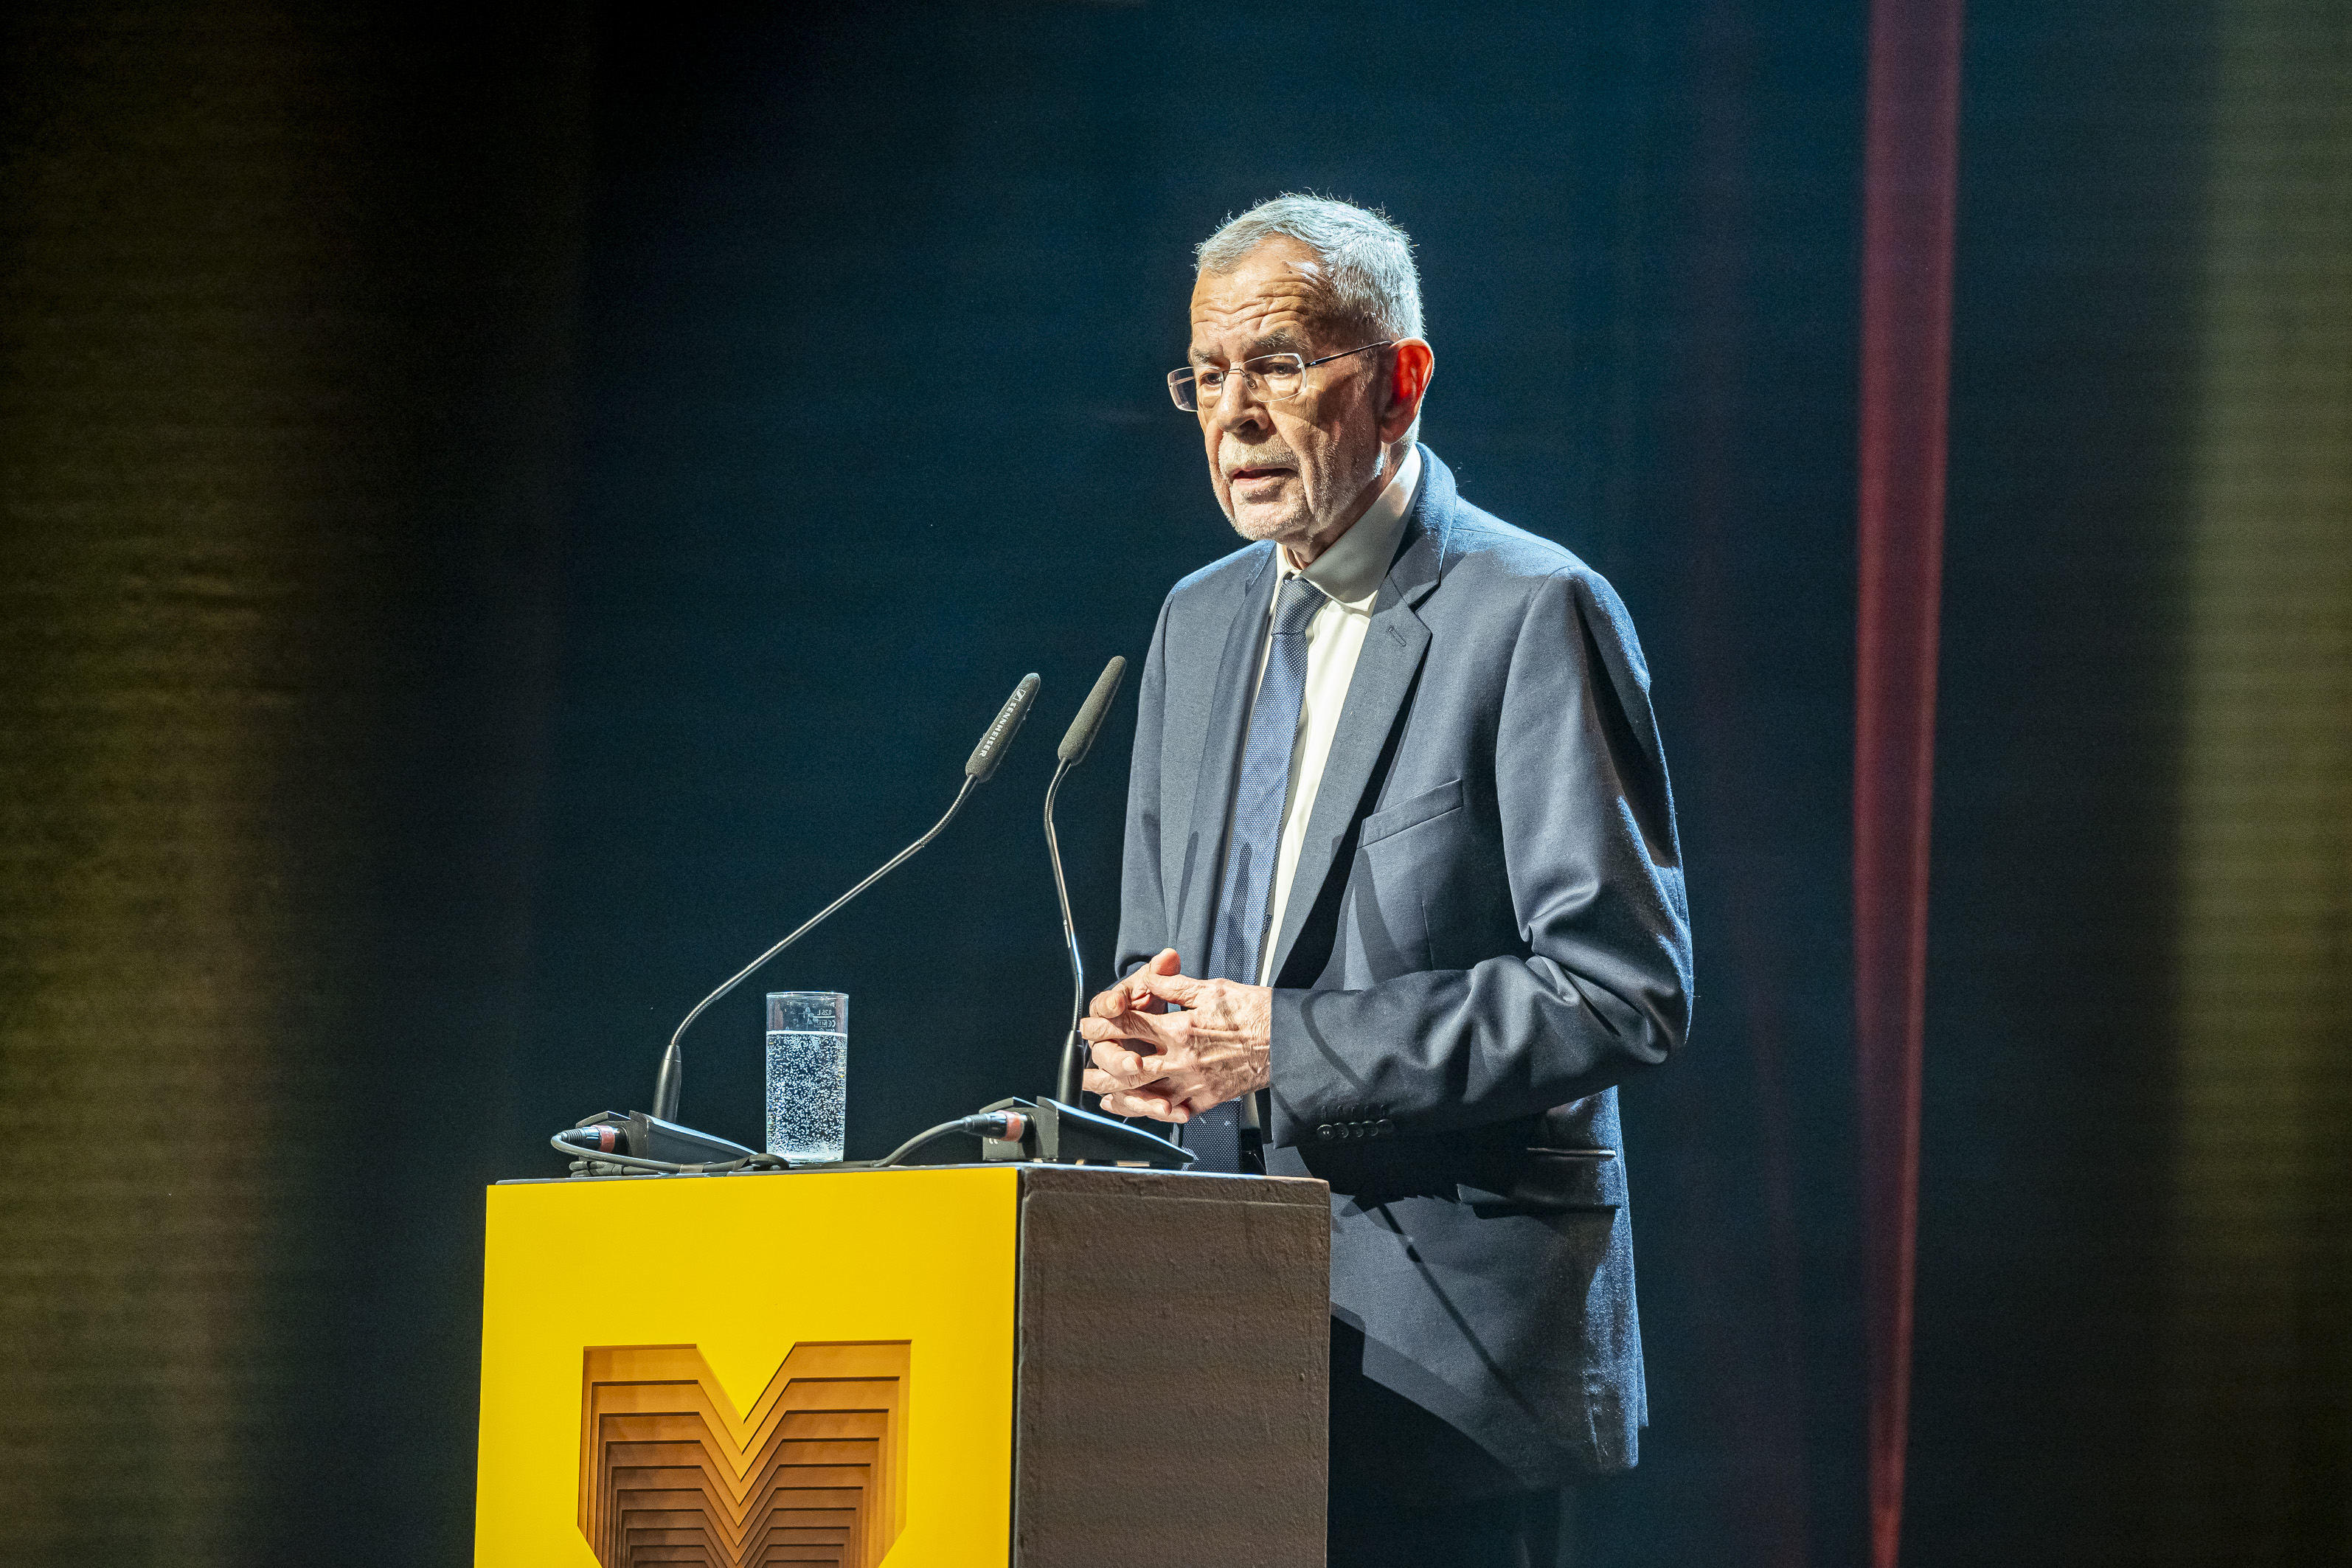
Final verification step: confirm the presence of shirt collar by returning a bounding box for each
[1280,445,1422,610]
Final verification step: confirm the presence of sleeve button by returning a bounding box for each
[1317,1124,1334,1141]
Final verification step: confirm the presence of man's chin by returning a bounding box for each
[1227,502,1311,546]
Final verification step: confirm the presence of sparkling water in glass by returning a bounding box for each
[765,991,848,1163]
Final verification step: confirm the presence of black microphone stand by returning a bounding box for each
[1045,756,1087,1103]
[649,672,1038,1127]
[654,775,976,1123]
[1044,656,1126,1104]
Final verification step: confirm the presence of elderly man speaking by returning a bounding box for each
[1080,195,1693,1566]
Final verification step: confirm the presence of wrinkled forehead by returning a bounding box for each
[1187,238,1339,358]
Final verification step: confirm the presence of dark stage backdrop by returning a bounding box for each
[1,4,2343,1567]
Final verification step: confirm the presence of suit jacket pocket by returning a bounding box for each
[1358,777,1464,849]
[1457,1148,1626,1215]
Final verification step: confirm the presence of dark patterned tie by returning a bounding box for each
[1190,572,1327,1173]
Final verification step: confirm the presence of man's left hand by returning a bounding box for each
[1078,968,1272,1123]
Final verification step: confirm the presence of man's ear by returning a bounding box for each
[1378,339,1435,444]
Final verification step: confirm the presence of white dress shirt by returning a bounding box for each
[1249,444,1423,985]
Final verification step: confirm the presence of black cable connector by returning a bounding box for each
[872,1109,1029,1168]
[549,1127,787,1176]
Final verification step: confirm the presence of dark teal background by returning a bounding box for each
[3,3,2342,1565]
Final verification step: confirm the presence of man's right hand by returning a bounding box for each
[1081,948,1182,1115]
[1089,946,1182,1024]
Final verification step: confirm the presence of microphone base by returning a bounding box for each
[975,1097,1193,1169]
[572,1109,762,1168]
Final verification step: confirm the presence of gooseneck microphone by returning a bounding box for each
[1044,656,1128,1103]
[965,671,1041,783]
[649,672,1041,1123]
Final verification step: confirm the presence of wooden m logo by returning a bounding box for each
[577,1342,910,1567]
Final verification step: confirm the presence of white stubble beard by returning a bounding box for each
[1217,430,1387,555]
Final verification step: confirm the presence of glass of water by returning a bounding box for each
[766,991,848,1164]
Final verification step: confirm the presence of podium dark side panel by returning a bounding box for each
[1012,1167,1332,1568]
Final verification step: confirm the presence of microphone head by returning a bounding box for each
[1057,655,1128,766]
[965,673,1040,782]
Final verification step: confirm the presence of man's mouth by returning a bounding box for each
[1229,465,1292,486]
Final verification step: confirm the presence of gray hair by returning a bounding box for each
[1195,194,1425,343]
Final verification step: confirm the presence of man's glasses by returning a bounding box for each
[1166,341,1394,413]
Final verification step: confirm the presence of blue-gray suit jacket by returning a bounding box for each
[1113,446,1693,1487]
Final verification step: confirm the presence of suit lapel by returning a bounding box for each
[1265,449,1456,984]
[1173,544,1280,972]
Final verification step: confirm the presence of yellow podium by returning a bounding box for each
[474,1163,1331,1567]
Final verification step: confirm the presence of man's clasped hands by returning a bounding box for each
[1078,947,1273,1123]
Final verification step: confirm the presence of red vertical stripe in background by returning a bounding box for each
[1856,0,1965,1564]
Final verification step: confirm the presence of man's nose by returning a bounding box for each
[1210,374,1269,437]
